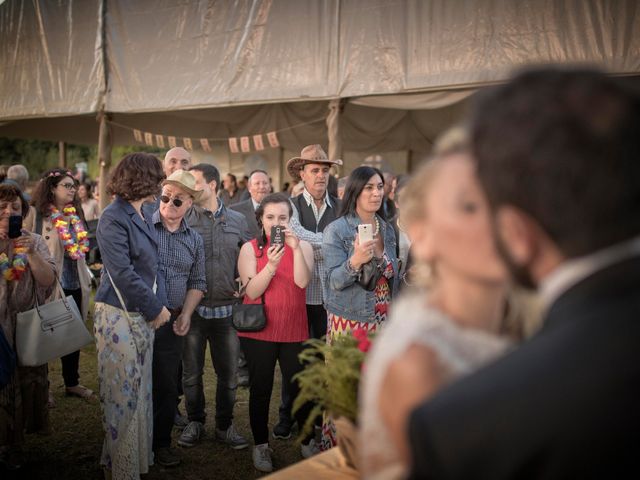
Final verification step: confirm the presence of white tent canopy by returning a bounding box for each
[1,0,639,171]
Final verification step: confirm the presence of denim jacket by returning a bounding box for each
[322,213,398,323]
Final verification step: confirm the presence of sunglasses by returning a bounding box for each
[60,182,77,191]
[160,195,185,207]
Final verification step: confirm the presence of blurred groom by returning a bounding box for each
[390,68,640,479]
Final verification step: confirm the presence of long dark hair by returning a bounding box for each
[31,167,83,218]
[255,192,293,257]
[338,166,385,218]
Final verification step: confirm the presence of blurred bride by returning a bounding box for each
[359,128,535,479]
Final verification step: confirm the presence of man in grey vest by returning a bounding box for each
[271,144,342,439]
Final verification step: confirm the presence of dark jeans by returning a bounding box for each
[278,304,327,425]
[152,314,183,450]
[307,304,328,340]
[61,288,82,388]
[182,313,239,430]
[240,337,314,445]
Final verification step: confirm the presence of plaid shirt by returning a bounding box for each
[153,211,207,310]
[289,190,333,305]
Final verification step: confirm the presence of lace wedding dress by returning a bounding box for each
[359,291,512,479]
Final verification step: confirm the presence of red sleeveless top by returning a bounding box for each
[237,239,309,343]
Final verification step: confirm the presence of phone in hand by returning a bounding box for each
[270,225,284,248]
[8,215,23,239]
[358,223,374,244]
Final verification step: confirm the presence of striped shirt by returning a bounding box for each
[153,210,207,310]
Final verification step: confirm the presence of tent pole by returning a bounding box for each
[97,113,112,211]
[327,99,343,175]
[58,141,67,168]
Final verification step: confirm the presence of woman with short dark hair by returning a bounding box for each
[93,153,171,479]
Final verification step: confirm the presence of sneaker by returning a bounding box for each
[252,443,273,473]
[215,424,249,450]
[177,421,204,448]
[173,413,188,429]
[272,419,292,440]
[300,438,320,459]
[154,447,181,467]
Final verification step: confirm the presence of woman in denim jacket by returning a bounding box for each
[321,166,398,448]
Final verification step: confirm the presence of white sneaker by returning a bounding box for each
[252,443,273,473]
[300,438,320,459]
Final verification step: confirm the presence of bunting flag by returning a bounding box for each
[200,138,212,152]
[240,136,250,153]
[267,131,279,148]
[228,137,239,153]
[113,115,324,153]
[253,134,265,151]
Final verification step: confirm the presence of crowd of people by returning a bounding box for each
[1,66,639,479]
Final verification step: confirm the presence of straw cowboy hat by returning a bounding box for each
[162,169,203,201]
[286,144,343,181]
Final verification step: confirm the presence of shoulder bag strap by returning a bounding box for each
[35,210,43,235]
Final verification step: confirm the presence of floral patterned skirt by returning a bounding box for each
[320,313,383,451]
[94,302,154,479]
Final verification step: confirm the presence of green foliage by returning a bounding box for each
[0,137,163,181]
[293,335,367,438]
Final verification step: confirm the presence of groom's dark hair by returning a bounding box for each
[471,67,640,258]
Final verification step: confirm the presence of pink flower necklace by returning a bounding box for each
[50,204,90,260]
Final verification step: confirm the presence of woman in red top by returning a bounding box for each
[237,193,315,473]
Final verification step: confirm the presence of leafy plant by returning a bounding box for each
[293,329,373,437]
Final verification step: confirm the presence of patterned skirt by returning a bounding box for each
[320,313,384,451]
[94,302,154,479]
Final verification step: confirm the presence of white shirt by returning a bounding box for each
[540,235,640,312]
[301,188,332,225]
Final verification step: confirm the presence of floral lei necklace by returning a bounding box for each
[0,242,28,281]
[50,204,90,260]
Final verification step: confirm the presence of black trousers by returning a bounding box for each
[240,337,313,445]
[278,304,327,424]
[61,288,82,388]
[152,314,183,450]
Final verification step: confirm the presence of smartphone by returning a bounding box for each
[8,215,22,239]
[270,225,284,247]
[358,223,373,244]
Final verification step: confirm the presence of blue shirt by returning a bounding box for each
[153,210,207,310]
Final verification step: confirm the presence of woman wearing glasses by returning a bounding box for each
[26,168,95,404]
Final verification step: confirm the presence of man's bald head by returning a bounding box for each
[163,147,192,176]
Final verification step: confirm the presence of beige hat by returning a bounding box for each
[286,144,343,181]
[162,169,202,201]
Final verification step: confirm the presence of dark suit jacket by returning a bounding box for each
[95,196,166,320]
[230,199,261,240]
[408,255,640,480]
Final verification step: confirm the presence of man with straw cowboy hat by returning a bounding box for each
[270,144,342,440]
[151,169,207,467]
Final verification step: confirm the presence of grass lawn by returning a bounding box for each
[10,319,302,479]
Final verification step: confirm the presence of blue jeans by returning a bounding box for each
[182,313,239,430]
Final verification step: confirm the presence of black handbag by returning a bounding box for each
[357,257,385,291]
[232,294,266,332]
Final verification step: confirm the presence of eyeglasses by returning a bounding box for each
[160,195,184,207]
[60,182,77,191]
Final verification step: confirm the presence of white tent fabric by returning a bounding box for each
[1,0,639,152]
